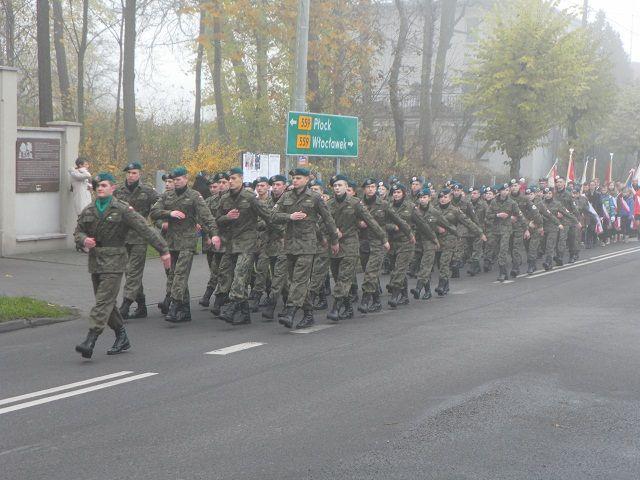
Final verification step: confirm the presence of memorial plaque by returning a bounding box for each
[16,138,61,193]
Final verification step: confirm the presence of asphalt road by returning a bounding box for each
[2,242,640,479]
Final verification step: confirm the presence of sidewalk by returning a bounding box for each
[0,249,212,312]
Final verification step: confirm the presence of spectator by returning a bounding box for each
[69,157,92,216]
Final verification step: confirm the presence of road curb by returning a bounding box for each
[0,308,81,333]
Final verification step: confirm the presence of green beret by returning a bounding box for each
[214,172,230,182]
[418,187,431,197]
[123,162,142,171]
[254,176,269,185]
[289,167,310,177]
[390,183,406,193]
[309,178,324,188]
[228,167,243,176]
[361,178,377,188]
[95,172,116,183]
[347,180,357,189]
[329,174,349,186]
[171,166,188,177]
[269,174,287,185]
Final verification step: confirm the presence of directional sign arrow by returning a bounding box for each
[290,119,297,126]
[347,141,354,147]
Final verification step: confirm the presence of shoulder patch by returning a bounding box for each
[532,205,537,210]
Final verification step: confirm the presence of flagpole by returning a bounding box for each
[581,159,589,184]
[592,157,597,181]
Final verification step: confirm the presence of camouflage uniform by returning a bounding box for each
[470,196,489,274]
[451,195,479,273]
[556,187,581,262]
[541,196,571,269]
[271,186,338,312]
[387,197,415,304]
[74,198,168,334]
[113,181,159,306]
[150,186,218,305]
[436,203,481,284]
[486,194,521,279]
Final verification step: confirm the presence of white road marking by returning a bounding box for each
[289,324,335,334]
[527,247,640,279]
[0,372,158,415]
[205,342,264,355]
[0,371,133,407]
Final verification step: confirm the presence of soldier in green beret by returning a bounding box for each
[386,183,416,308]
[74,173,171,359]
[114,162,159,319]
[150,166,221,322]
[271,167,339,329]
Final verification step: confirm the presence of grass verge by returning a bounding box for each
[0,296,73,322]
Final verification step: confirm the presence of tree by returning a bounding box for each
[601,84,640,161]
[419,0,434,168]
[389,0,408,161]
[123,0,140,163]
[193,0,205,149]
[36,0,53,126]
[52,0,75,120]
[462,0,594,177]
[3,0,15,66]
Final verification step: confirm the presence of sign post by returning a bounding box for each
[286,111,358,158]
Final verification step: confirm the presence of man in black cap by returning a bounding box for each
[271,167,339,329]
[114,162,159,319]
[150,166,221,322]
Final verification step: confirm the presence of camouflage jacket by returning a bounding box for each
[513,194,543,228]
[542,198,576,229]
[388,198,415,252]
[486,195,521,234]
[360,195,411,251]
[204,194,226,253]
[257,193,285,257]
[216,188,272,254]
[114,182,159,244]
[555,188,579,226]
[328,194,386,258]
[437,203,482,239]
[272,186,338,255]
[74,198,168,274]
[150,186,217,252]
[452,195,479,236]
[471,198,489,232]
[413,203,456,243]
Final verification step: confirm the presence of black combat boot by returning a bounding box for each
[349,284,359,304]
[258,290,272,307]
[210,293,227,317]
[442,279,450,295]
[340,298,354,320]
[314,291,328,310]
[131,295,147,319]
[421,281,432,300]
[435,278,446,296]
[158,294,171,314]
[388,288,401,308]
[543,256,553,271]
[198,287,214,307]
[327,298,343,321]
[232,301,251,325]
[526,260,536,274]
[296,309,315,329]
[468,260,481,276]
[165,300,179,322]
[279,306,298,328]
[451,263,460,278]
[483,259,492,273]
[107,326,131,355]
[510,265,520,278]
[261,293,277,320]
[497,266,508,282]
[398,282,410,305]
[75,329,100,359]
[568,253,576,264]
[308,291,317,309]
[554,256,563,266]
[410,280,424,299]
[369,292,382,312]
[219,300,240,324]
[358,292,372,313]
[248,290,262,313]
[118,298,133,319]
[176,302,192,322]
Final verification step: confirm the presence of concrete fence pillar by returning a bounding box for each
[0,67,18,257]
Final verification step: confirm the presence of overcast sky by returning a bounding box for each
[137,0,640,119]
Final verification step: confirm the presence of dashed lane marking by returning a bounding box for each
[205,342,264,355]
[0,372,158,415]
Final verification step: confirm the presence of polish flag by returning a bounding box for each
[587,201,603,235]
[547,161,558,189]
[566,156,575,182]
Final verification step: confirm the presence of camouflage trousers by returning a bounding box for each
[525,228,542,263]
[89,273,124,334]
[567,224,580,256]
[254,252,289,296]
[494,231,511,268]
[218,252,253,301]
[330,256,358,299]
[169,250,193,302]
[438,234,456,280]
[545,226,560,261]
[510,226,525,267]
[360,243,385,294]
[309,250,330,293]
[123,243,147,301]
[555,225,568,259]
[416,240,438,283]
[388,243,413,289]
[285,254,315,309]
[205,251,224,290]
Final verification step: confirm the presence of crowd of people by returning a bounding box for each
[72,161,640,359]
